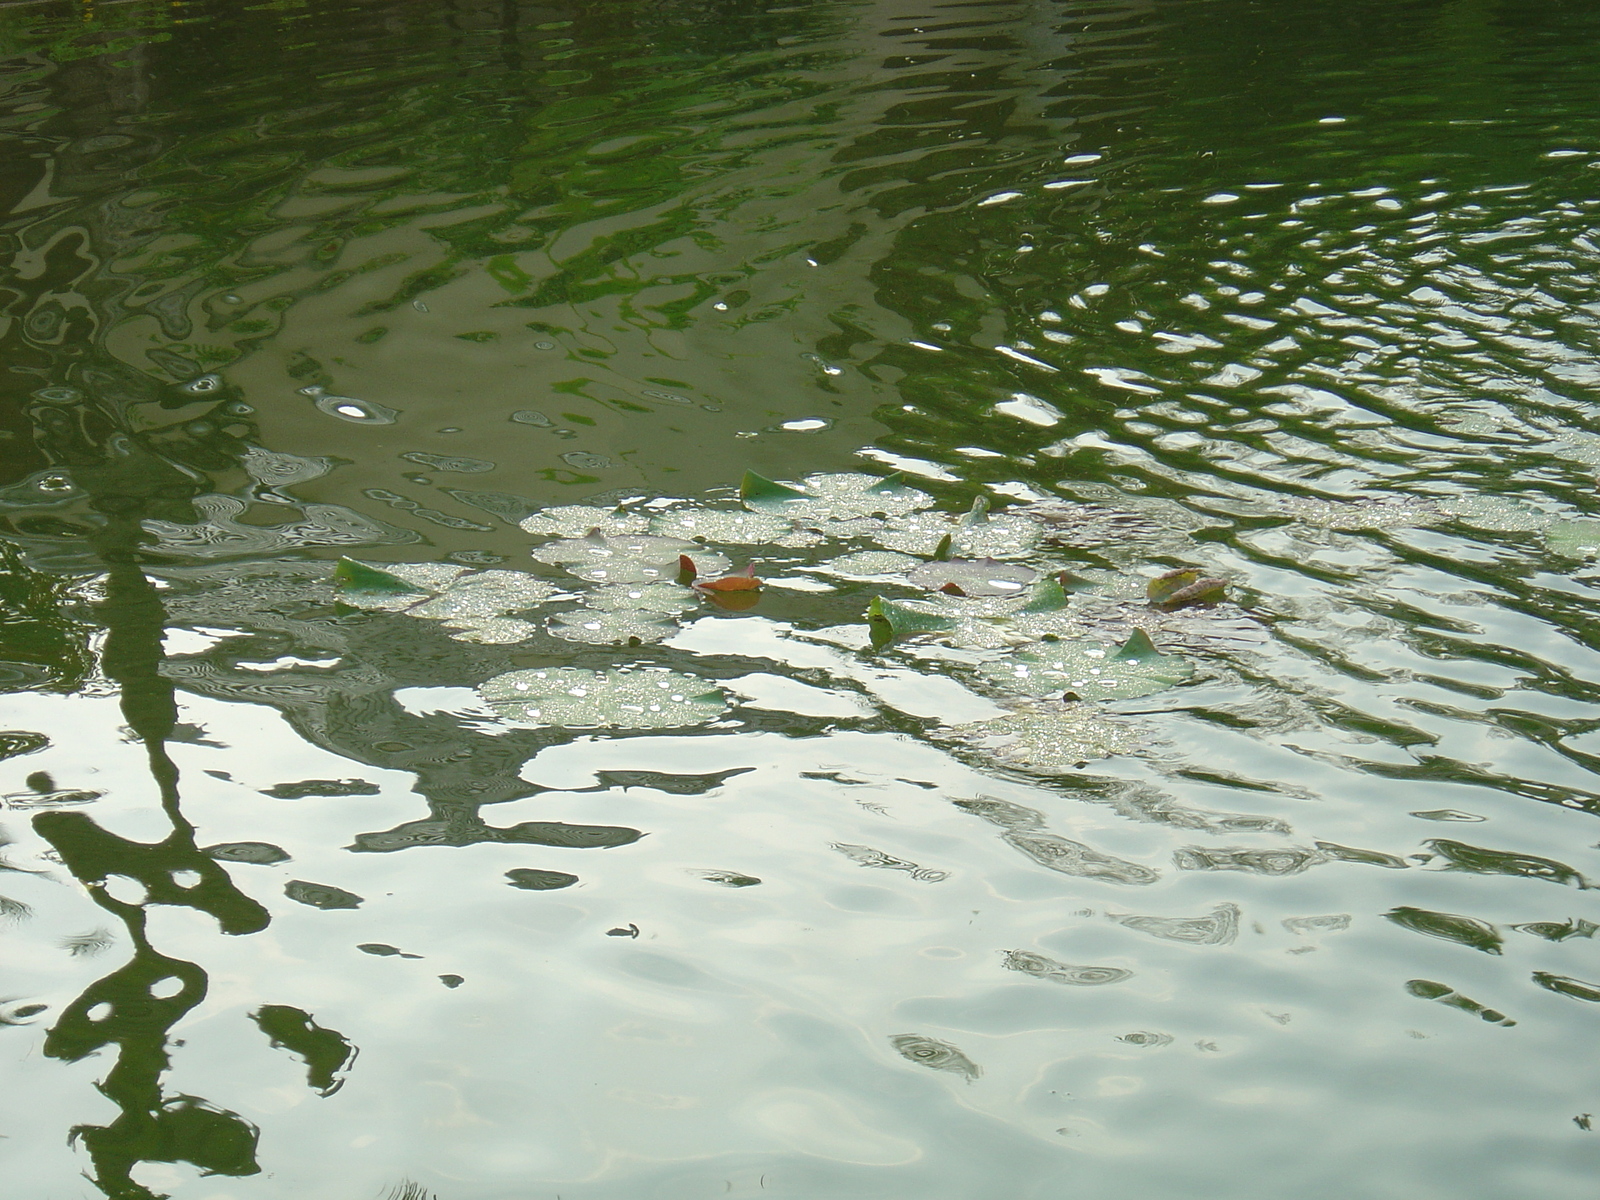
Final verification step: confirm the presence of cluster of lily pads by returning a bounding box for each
[334,466,1600,771]
[330,468,1253,767]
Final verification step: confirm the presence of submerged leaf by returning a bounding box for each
[890,1033,981,1080]
[1425,839,1588,887]
[1001,949,1131,986]
[1147,569,1228,611]
[1384,906,1503,954]
[479,667,728,729]
[334,557,424,597]
[1532,972,1600,1002]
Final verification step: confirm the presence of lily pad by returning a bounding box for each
[818,550,922,577]
[478,667,728,729]
[547,608,679,645]
[866,596,958,648]
[648,508,793,543]
[1147,569,1227,611]
[741,471,932,520]
[337,561,556,643]
[581,583,698,614]
[908,558,1037,597]
[518,506,650,537]
[532,532,729,585]
[944,702,1140,772]
[980,629,1193,700]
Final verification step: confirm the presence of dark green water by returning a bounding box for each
[5,0,1600,1196]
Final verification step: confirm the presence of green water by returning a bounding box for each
[5,0,1600,1196]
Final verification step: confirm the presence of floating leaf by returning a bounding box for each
[1544,519,1600,559]
[980,629,1192,700]
[866,596,957,648]
[506,868,579,891]
[532,532,728,584]
[478,667,728,729]
[337,562,556,643]
[944,703,1139,772]
[334,557,424,598]
[890,1033,981,1080]
[204,842,290,866]
[1174,845,1325,875]
[1405,980,1516,1025]
[1147,569,1228,611]
[743,471,932,519]
[739,470,810,508]
[1001,949,1131,986]
[694,870,761,887]
[1436,494,1551,532]
[694,564,762,592]
[1004,829,1158,884]
[1384,906,1502,954]
[1533,972,1600,1002]
[1426,839,1588,887]
[1107,903,1239,945]
[908,558,1036,597]
[818,550,921,577]
[284,880,363,910]
[546,608,678,645]
[1513,918,1599,941]
[582,583,698,614]
[832,842,948,881]
[518,505,649,537]
[649,508,793,543]
[1315,841,1409,869]
[1282,914,1351,936]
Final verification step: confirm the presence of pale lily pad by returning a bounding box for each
[518,506,650,537]
[582,583,698,614]
[742,471,932,520]
[944,703,1140,772]
[648,508,793,543]
[981,629,1193,700]
[479,667,728,729]
[531,532,729,584]
[547,608,679,645]
[1436,494,1552,532]
[337,561,556,643]
[818,550,921,577]
[908,558,1037,597]
[1543,519,1600,559]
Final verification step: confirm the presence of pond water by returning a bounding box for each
[4,1,1600,1197]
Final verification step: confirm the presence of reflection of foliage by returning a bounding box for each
[0,542,93,692]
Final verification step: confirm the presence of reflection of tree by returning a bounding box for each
[34,529,271,1199]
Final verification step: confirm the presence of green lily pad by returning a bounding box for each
[581,583,698,614]
[981,629,1193,700]
[334,557,424,598]
[478,667,728,729]
[866,596,958,648]
[818,550,921,577]
[1543,519,1600,559]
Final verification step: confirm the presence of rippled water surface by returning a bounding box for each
[6,1,1600,1196]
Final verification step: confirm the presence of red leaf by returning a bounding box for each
[694,563,762,592]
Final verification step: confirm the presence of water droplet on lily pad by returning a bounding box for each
[648,508,794,543]
[547,608,679,645]
[743,471,933,520]
[478,667,728,729]
[818,550,921,577]
[582,583,698,614]
[532,533,727,584]
[981,630,1192,700]
[519,506,650,537]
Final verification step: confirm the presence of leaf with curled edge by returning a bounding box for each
[866,596,957,648]
[741,470,932,519]
[1147,568,1228,611]
[334,557,424,599]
